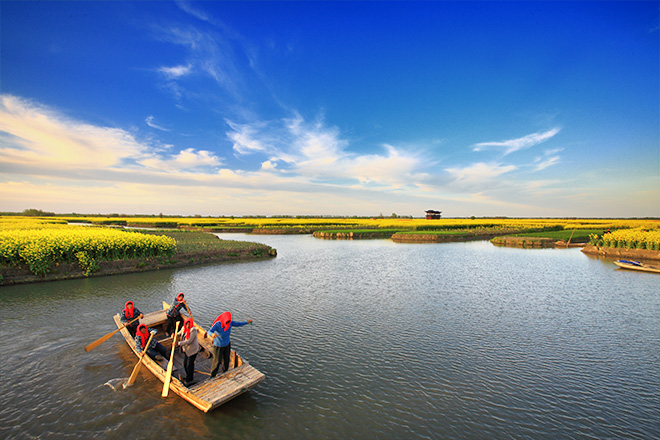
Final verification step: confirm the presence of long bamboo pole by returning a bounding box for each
[162,321,180,397]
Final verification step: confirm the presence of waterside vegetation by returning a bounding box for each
[0,217,276,285]
[1,215,658,284]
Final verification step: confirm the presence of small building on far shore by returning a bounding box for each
[425,210,442,220]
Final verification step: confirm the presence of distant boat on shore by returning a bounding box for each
[613,260,660,274]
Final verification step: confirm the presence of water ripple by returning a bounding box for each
[1,239,659,439]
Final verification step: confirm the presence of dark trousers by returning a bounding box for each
[146,342,168,361]
[210,343,231,377]
[166,314,184,335]
[183,353,197,383]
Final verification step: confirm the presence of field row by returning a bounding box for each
[20,216,658,232]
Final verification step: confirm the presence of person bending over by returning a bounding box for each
[166,292,186,336]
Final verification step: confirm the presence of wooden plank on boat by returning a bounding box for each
[112,302,265,412]
[140,310,167,327]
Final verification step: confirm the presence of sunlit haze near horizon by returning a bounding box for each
[1,1,658,217]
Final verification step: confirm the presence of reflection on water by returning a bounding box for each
[1,235,658,439]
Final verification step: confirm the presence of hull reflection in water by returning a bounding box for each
[112,301,264,412]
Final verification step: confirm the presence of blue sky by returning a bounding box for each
[1,1,658,217]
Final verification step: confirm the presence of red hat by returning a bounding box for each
[213,311,232,331]
[183,317,194,340]
[123,301,135,319]
[136,324,149,348]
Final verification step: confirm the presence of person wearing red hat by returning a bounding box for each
[120,300,143,337]
[177,317,199,386]
[134,323,169,361]
[208,312,253,377]
[166,292,186,336]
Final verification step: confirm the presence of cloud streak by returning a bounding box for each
[0,94,431,197]
[226,114,429,189]
[0,95,147,169]
[151,23,244,102]
[145,115,171,131]
[157,64,193,79]
[472,128,561,155]
[0,95,221,176]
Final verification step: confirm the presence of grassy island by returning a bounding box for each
[0,218,276,285]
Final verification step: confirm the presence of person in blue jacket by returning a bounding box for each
[208,311,252,377]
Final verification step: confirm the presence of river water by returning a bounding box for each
[0,234,658,440]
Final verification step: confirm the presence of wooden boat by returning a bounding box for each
[613,259,660,274]
[113,301,265,412]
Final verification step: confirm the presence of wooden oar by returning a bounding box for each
[85,314,142,352]
[162,321,180,397]
[124,331,155,388]
[183,300,206,338]
[183,300,194,321]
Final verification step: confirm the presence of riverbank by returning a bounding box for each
[313,229,399,239]
[392,232,504,243]
[0,246,276,286]
[0,230,277,286]
[581,244,660,261]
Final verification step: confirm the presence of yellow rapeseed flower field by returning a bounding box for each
[591,227,660,251]
[0,217,176,276]
[53,216,659,231]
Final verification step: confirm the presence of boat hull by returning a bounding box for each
[613,260,660,274]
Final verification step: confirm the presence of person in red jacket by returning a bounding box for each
[134,324,168,361]
[166,292,186,336]
[120,300,143,337]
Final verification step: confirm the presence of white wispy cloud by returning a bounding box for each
[0,94,220,176]
[157,64,193,79]
[534,156,560,171]
[472,128,561,155]
[226,120,272,155]
[533,147,563,171]
[139,148,222,172]
[152,24,242,100]
[226,114,428,188]
[7,94,634,217]
[1,94,430,198]
[0,95,147,169]
[348,144,426,188]
[145,115,171,131]
[445,162,517,183]
[175,0,213,24]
